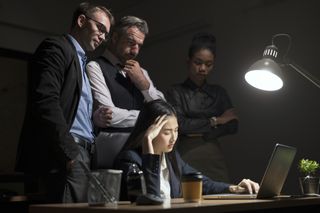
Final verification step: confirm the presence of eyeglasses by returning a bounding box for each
[85,15,109,36]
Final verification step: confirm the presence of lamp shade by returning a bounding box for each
[245,58,283,91]
[245,34,320,91]
[245,44,284,91]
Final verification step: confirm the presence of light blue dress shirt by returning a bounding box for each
[68,35,94,143]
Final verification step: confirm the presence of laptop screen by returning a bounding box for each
[256,143,297,198]
[203,143,297,200]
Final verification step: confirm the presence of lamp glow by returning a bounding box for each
[245,34,320,91]
[245,57,283,91]
[245,70,283,91]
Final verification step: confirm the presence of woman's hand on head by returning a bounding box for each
[229,179,260,194]
[142,115,168,154]
[145,115,168,141]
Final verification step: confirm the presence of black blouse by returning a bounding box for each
[166,78,238,140]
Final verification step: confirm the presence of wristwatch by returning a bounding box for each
[210,116,218,128]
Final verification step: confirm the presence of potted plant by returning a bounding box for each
[298,158,320,195]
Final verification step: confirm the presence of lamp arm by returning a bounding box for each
[287,62,320,89]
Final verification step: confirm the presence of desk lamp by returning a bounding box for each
[245,33,320,91]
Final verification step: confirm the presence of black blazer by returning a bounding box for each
[16,35,83,173]
[114,149,231,200]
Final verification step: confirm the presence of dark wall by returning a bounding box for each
[0,54,27,172]
[0,0,319,195]
[108,0,320,194]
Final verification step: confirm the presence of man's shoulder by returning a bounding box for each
[35,35,74,56]
[94,56,113,66]
[40,35,70,47]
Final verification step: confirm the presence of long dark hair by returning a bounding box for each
[123,99,176,151]
[122,99,181,180]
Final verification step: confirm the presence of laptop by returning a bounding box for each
[203,143,297,199]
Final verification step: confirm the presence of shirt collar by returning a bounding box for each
[67,34,86,59]
[161,153,168,170]
[102,48,124,70]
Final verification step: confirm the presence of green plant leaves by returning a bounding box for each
[298,159,320,176]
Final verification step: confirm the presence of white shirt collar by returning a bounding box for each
[160,154,171,200]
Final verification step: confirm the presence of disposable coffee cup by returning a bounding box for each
[88,169,122,206]
[181,172,203,202]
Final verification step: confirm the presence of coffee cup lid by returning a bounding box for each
[181,172,203,181]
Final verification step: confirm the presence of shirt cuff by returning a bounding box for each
[141,89,153,102]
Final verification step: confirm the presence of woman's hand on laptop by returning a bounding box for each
[229,179,260,194]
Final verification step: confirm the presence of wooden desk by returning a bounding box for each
[29,197,320,213]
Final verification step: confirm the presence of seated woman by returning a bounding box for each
[114,100,259,201]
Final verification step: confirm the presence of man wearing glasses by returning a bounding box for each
[85,14,109,37]
[15,2,113,203]
[87,16,164,170]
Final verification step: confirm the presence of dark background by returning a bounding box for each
[0,0,319,195]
